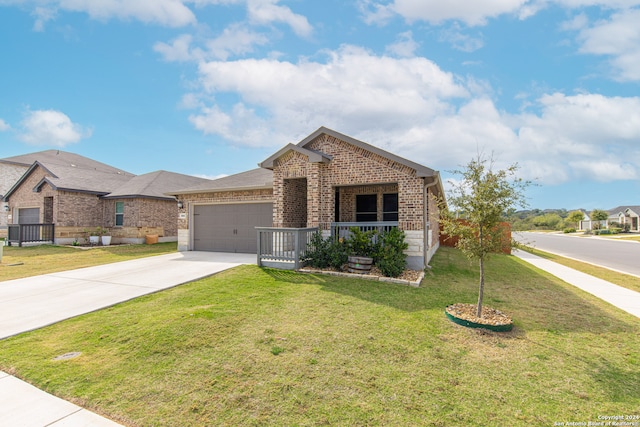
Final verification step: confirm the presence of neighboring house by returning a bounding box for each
[0,155,40,237]
[580,206,640,232]
[170,127,445,270]
[2,150,214,244]
[607,206,640,232]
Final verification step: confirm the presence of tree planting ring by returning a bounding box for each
[445,304,513,332]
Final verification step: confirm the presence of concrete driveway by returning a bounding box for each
[0,251,256,340]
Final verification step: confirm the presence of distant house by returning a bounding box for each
[2,150,214,245]
[580,206,640,232]
[607,206,640,232]
[170,127,445,270]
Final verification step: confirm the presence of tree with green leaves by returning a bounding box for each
[440,155,531,318]
[567,210,586,229]
[590,209,609,229]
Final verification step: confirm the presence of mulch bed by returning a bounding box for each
[445,303,513,327]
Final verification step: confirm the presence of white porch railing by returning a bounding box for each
[256,227,318,270]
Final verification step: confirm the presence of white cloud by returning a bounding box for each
[154,34,200,62]
[572,8,640,81]
[2,0,196,28]
[363,0,529,26]
[183,45,640,185]
[0,118,10,131]
[205,23,270,60]
[385,31,419,57]
[438,24,484,52]
[189,45,468,146]
[18,109,92,147]
[361,0,640,27]
[246,0,312,37]
[31,6,57,31]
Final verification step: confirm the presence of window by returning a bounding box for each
[356,194,377,222]
[115,202,124,226]
[383,193,398,222]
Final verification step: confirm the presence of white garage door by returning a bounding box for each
[193,203,273,253]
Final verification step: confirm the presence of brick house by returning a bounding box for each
[2,150,214,245]
[171,127,444,269]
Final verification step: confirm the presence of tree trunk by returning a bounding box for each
[477,257,485,318]
[477,224,485,318]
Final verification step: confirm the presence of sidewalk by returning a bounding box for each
[514,250,640,318]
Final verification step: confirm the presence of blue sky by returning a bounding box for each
[1,0,639,210]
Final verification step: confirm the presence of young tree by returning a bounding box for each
[590,209,609,229]
[440,155,530,318]
[567,210,586,229]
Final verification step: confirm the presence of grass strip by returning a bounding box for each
[524,247,640,293]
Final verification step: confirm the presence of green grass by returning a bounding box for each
[525,247,640,293]
[0,243,177,281]
[0,247,638,426]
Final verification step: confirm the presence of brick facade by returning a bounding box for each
[175,131,442,269]
[0,163,29,232]
[5,164,183,244]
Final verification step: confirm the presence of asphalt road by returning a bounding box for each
[514,231,640,277]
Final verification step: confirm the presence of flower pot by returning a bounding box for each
[145,234,158,245]
[347,256,373,274]
[89,235,100,245]
[101,235,112,246]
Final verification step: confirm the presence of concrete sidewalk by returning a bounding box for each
[514,250,640,319]
[0,251,255,426]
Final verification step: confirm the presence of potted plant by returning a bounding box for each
[98,227,112,246]
[345,227,377,274]
[86,228,100,245]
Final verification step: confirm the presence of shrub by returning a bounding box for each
[345,227,379,258]
[304,232,348,270]
[304,231,332,269]
[375,228,408,278]
[563,228,576,233]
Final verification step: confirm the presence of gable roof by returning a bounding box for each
[104,170,216,200]
[259,143,332,169]
[4,150,135,200]
[167,168,273,195]
[300,127,438,178]
[607,206,640,216]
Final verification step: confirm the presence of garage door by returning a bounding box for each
[193,203,273,253]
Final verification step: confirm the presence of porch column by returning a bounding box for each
[306,163,321,228]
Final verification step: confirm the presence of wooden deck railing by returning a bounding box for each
[330,222,398,240]
[256,227,318,270]
[7,224,55,247]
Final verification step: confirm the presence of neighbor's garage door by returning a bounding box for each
[193,203,273,253]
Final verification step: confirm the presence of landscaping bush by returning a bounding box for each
[563,228,576,233]
[375,228,408,278]
[304,232,348,269]
[345,227,379,258]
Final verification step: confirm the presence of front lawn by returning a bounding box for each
[0,243,177,281]
[0,247,638,426]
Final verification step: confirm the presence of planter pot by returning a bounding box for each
[101,236,112,246]
[347,256,373,274]
[145,234,158,245]
[445,305,513,332]
[89,235,100,245]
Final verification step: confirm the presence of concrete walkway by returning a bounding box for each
[514,250,640,319]
[0,251,255,426]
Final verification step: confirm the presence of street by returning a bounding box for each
[514,231,640,277]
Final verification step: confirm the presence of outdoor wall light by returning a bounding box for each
[177,201,184,209]
[3,205,9,212]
